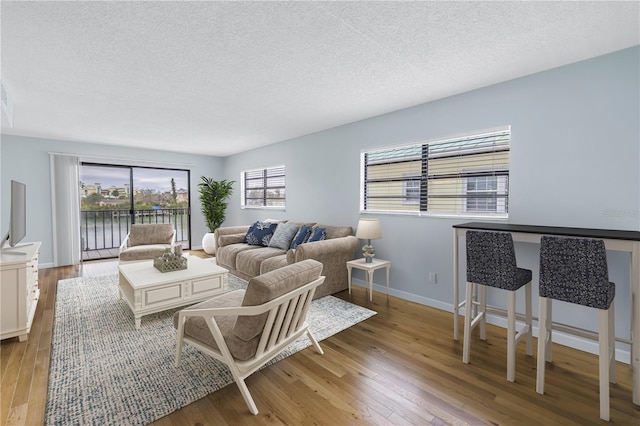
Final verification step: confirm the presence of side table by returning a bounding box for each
[346,258,391,301]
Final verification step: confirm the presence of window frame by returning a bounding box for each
[360,126,510,219]
[241,165,286,209]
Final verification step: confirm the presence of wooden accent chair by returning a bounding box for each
[174,259,325,415]
[118,223,176,263]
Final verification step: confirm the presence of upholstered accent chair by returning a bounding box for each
[537,236,616,421]
[174,259,325,415]
[118,223,176,263]
[463,230,533,382]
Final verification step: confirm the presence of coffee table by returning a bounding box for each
[118,255,228,329]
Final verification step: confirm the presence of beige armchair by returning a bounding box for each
[174,259,325,415]
[118,223,176,263]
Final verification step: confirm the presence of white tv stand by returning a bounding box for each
[0,242,40,341]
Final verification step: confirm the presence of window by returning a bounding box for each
[79,163,192,260]
[360,127,510,217]
[464,175,508,213]
[403,175,420,205]
[241,165,286,208]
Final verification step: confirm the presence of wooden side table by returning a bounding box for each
[346,258,391,301]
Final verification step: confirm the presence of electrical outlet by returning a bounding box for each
[429,272,437,284]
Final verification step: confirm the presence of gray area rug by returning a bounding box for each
[46,273,376,425]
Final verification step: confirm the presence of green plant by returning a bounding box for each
[198,177,235,233]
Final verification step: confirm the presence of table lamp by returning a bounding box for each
[355,218,382,263]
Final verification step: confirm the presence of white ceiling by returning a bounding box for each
[1,1,638,157]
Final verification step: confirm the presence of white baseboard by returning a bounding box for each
[351,279,631,365]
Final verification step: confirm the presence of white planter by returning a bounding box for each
[202,232,217,255]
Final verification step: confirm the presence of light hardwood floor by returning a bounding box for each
[1,252,639,425]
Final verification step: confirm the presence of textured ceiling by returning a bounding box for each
[1,1,638,157]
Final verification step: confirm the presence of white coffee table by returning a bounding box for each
[118,255,228,329]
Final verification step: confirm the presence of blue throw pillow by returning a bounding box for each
[290,225,312,249]
[268,223,300,250]
[307,227,326,243]
[244,221,278,246]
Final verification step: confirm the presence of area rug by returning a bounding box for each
[46,273,376,425]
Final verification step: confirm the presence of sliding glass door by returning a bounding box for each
[79,164,191,261]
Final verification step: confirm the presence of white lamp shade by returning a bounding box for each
[355,218,382,240]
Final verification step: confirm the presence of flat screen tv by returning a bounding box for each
[2,180,27,250]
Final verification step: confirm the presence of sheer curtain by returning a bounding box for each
[50,154,81,266]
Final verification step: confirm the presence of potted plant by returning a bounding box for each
[198,177,235,255]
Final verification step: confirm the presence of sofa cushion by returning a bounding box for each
[218,233,246,247]
[290,225,312,249]
[234,259,323,341]
[244,221,278,246]
[308,227,327,243]
[119,244,171,262]
[236,247,287,277]
[268,223,300,250]
[260,254,289,274]
[173,290,260,361]
[216,243,262,270]
[129,224,174,246]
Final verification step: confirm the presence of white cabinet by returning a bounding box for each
[1,242,41,341]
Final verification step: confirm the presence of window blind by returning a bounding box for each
[361,128,510,216]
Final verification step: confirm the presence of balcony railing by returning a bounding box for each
[81,208,190,260]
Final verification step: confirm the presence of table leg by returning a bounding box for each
[347,265,353,295]
[386,265,390,298]
[453,228,460,340]
[368,270,374,302]
[632,242,640,405]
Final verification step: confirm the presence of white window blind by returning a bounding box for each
[242,165,286,208]
[361,128,510,217]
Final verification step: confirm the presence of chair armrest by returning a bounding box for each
[215,226,250,246]
[178,276,326,318]
[218,233,247,247]
[119,233,131,253]
[178,305,278,319]
[294,236,359,263]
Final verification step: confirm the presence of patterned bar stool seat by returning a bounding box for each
[463,230,533,382]
[537,235,616,421]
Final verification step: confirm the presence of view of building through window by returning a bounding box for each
[80,165,189,210]
[79,164,191,260]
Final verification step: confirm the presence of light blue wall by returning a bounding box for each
[0,135,224,266]
[223,46,640,358]
[1,47,637,359]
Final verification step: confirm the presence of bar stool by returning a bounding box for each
[463,230,533,382]
[537,235,616,421]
